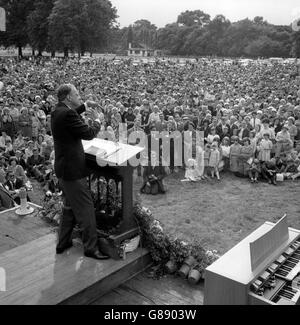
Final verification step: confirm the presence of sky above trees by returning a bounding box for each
[110,0,300,28]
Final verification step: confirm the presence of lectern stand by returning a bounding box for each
[83,139,144,259]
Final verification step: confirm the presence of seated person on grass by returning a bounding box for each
[4,170,31,205]
[43,171,63,197]
[261,158,278,185]
[248,158,261,183]
[0,169,16,211]
[26,147,45,182]
[140,151,167,195]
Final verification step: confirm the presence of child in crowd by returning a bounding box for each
[258,133,273,162]
[282,151,300,179]
[209,143,220,180]
[229,136,241,173]
[184,158,199,182]
[220,137,230,171]
[291,161,300,181]
[248,158,261,183]
[261,158,278,185]
[249,130,257,156]
[203,144,211,179]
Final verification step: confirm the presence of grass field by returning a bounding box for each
[134,171,300,255]
[29,171,300,257]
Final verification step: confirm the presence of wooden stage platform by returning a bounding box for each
[0,204,204,305]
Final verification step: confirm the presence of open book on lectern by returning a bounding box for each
[82,138,144,166]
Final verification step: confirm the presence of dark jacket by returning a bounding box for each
[229,124,239,137]
[0,185,15,211]
[237,128,250,140]
[51,103,101,181]
[5,178,24,191]
[27,155,45,170]
[216,123,231,137]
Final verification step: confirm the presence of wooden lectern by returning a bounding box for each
[83,139,144,259]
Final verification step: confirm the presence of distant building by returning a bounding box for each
[127,43,164,57]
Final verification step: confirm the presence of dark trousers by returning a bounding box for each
[249,170,259,180]
[58,178,98,254]
[261,169,276,183]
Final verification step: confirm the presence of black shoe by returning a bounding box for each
[56,242,73,254]
[84,250,110,260]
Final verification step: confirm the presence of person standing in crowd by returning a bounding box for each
[19,108,32,139]
[229,136,241,174]
[238,138,254,177]
[275,124,293,158]
[51,84,109,260]
[258,133,273,162]
[209,143,221,180]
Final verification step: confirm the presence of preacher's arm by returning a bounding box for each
[65,109,100,141]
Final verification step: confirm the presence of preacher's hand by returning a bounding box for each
[85,108,99,121]
[85,100,98,108]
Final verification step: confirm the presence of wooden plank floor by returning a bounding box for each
[0,233,151,305]
[91,273,204,305]
[0,204,52,254]
[0,205,205,305]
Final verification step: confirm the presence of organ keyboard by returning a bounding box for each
[204,215,300,305]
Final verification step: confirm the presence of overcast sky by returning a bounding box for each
[110,0,300,28]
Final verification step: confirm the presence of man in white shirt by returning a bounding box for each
[250,111,261,129]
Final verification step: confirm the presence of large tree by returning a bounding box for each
[0,0,35,56]
[48,0,117,57]
[132,19,157,48]
[291,31,300,58]
[27,0,55,56]
[177,10,210,27]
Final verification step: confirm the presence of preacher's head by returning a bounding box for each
[57,84,82,110]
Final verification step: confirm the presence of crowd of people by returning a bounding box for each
[0,55,299,206]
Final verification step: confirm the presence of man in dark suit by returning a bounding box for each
[237,120,250,142]
[4,170,25,205]
[0,169,16,212]
[51,84,109,260]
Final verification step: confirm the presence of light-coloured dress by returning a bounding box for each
[209,149,220,168]
[258,139,273,162]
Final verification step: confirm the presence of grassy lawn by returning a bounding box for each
[134,171,300,255]
[29,172,300,257]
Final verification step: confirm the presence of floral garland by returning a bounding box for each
[133,203,220,280]
[37,190,220,282]
[37,193,64,227]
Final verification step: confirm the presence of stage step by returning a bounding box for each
[0,234,152,305]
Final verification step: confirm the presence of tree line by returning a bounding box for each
[0,0,117,57]
[112,10,300,58]
[0,3,299,58]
